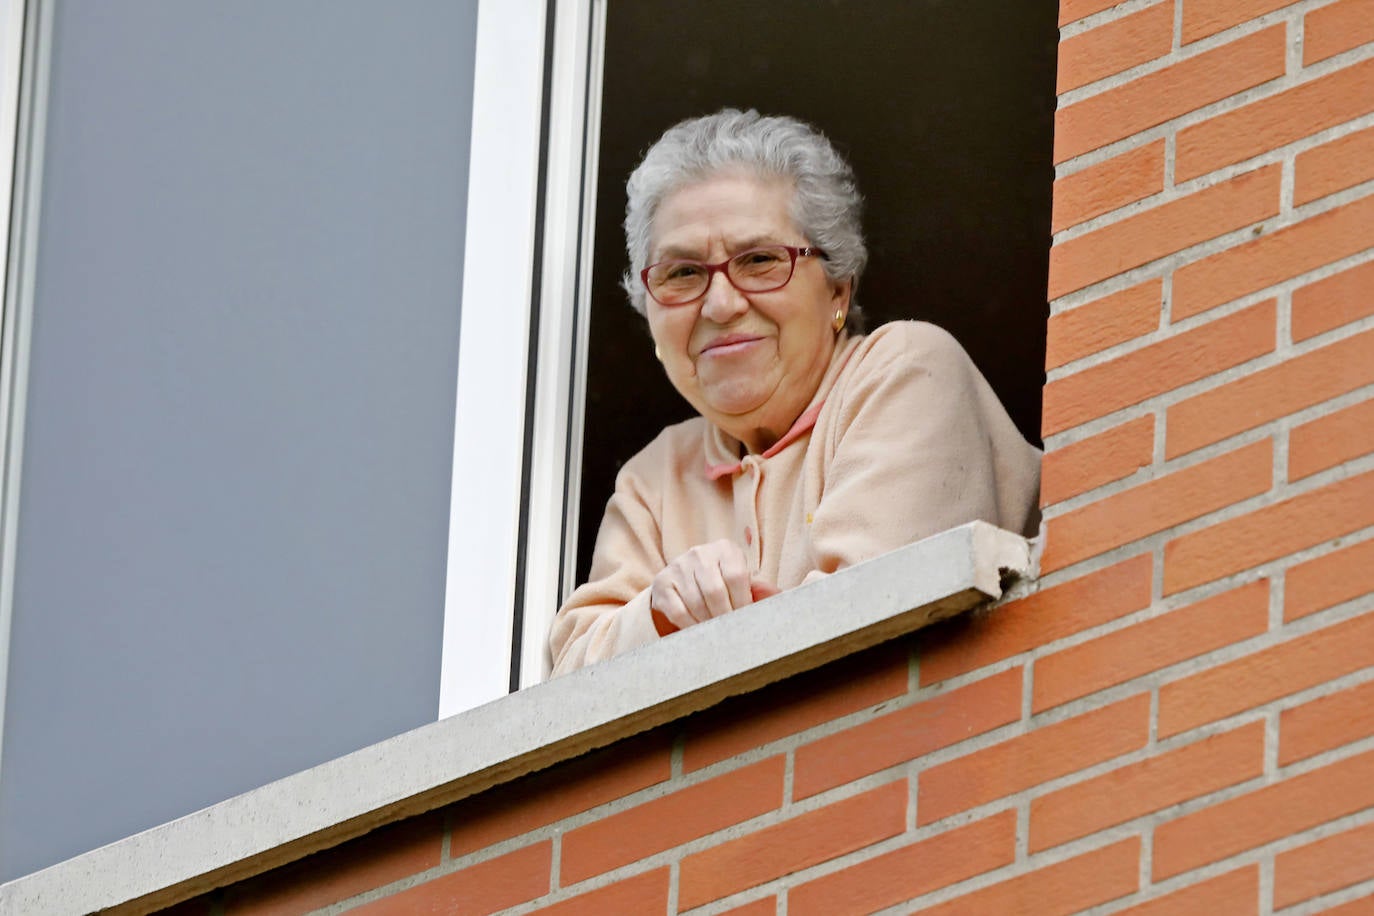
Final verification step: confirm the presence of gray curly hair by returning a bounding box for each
[620,109,868,331]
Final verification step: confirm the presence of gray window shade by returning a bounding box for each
[0,0,478,880]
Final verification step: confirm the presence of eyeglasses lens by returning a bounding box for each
[729,247,794,289]
[645,246,796,305]
[646,263,707,304]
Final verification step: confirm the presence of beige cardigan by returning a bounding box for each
[549,321,1042,675]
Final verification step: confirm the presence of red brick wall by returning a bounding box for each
[158,0,1374,912]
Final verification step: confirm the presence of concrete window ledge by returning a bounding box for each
[0,521,1033,916]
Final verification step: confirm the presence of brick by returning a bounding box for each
[1280,677,1374,764]
[1158,605,1374,735]
[920,554,1153,685]
[1167,327,1374,458]
[560,756,783,883]
[1041,416,1155,505]
[1296,126,1374,206]
[1041,439,1273,573]
[918,838,1141,916]
[1154,747,1374,879]
[1286,537,1374,621]
[351,841,549,916]
[1292,259,1374,342]
[224,815,443,916]
[1029,722,1265,852]
[788,811,1015,916]
[1321,896,1374,915]
[1172,192,1374,320]
[1115,866,1259,915]
[1048,165,1280,299]
[679,780,906,909]
[447,730,671,857]
[1059,3,1175,93]
[718,899,776,916]
[1163,467,1374,593]
[1177,56,1374,181]
[1061,0,1129,26]
[682,641,908,772]
[1041,416,1158,509]
[1044,299,1275,436]
[1053,142,1167,236]
[918,693,1150,825]
[1032,580,1270,712]
[1290,397,1374,481]
[537,868,668,916]
[793,669,1020,799]
[1046,280,1162,370]
[1055,26,1286,163]
[1277,819,1374,906]
[1183,0,1299,42]
[1305,0,1374,64]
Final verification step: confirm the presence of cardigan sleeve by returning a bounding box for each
[548,453,667,676]
[804,321,1040,580]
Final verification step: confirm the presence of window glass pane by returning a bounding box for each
[0,0,478,880]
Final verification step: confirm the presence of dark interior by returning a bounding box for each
[576,0,1059,583]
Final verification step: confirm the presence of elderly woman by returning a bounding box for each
[550,109,1040,675]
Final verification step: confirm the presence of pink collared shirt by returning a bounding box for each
[550,321,1042,675]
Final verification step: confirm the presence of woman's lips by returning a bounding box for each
[700,334,764,356]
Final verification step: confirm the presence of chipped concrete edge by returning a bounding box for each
[0,521,1031,916]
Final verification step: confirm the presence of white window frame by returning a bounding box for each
[438,0,604,713]
[436,0,551,716]
[514,0,606,692]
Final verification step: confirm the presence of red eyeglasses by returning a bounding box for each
[640,245,827,306]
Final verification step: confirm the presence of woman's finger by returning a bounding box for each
[718,545,754,611]
[650,573,697,631]
[691,560,734,620]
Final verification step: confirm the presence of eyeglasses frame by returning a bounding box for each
[639,245,828,306]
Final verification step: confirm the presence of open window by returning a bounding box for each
[514,0,1057,679]
[576,0,1055,583]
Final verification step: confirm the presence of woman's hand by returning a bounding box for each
[650,540,776,636]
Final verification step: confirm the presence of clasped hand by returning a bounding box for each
[649,539,779,636]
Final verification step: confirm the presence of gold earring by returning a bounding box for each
[832,309,845,332]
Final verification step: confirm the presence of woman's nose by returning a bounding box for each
[700,271,748,323]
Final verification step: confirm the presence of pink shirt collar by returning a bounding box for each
[705,400,825,480]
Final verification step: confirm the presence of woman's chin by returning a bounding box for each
[698,389,775,431]
[686,360,789,429]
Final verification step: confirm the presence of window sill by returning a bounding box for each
[0,521,1033,916]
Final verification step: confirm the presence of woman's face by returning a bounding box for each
[645,174,851,454]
